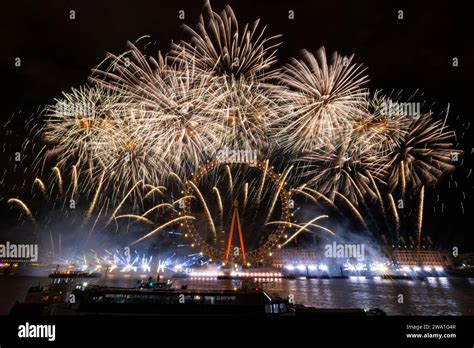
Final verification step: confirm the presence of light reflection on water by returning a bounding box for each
[0,276,472,315]
[85,276,474,315]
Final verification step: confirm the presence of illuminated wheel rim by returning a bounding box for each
[180,158,290,265]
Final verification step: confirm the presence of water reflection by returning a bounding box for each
[0,276,472,315]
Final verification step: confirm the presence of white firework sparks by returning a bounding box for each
[276,47,369,153]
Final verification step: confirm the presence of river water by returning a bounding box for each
[1,275,473,316]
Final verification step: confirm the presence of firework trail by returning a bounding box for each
[115,214,154,226]
[172,196,194,208]
[368,172,385,212]
[8,198,36,224]
[143,185,167,199]
[300,186,338,210]
[243,182,249,211]
[256,159,269,204]
[267,215,332,247]
[33,178,47,199]
[292,188,320,206]
[71,165,78,197]
[85,171,105,224]
[170,172,184,186]
[187,181,217,238]
[400,160,407,198]
[265,165,292,224]
[225,164,233,198]
[417,186,425,249]
[334,192,368,230]
[132,215,195,245]
[107,180,143,226]
[213,186,224,229]
[52,166,63,196]
[388,193,400,241]
[142,203,174,217]
[86,205,104,243]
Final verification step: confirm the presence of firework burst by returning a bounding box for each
[172,0,283,151]
[276,47,369,153]
[352,92,412,156]
[91,40,229,182]
[386,113,462,193]
[172,0,281,79]
[41,84,121,171]
[295,130,387,205]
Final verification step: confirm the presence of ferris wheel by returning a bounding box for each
[180,157,291,266]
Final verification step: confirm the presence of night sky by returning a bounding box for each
[1,0,473,251]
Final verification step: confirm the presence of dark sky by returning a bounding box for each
[0,0,473,250]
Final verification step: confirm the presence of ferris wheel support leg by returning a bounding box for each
[225,207,237,262]
[236,209,247,264]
